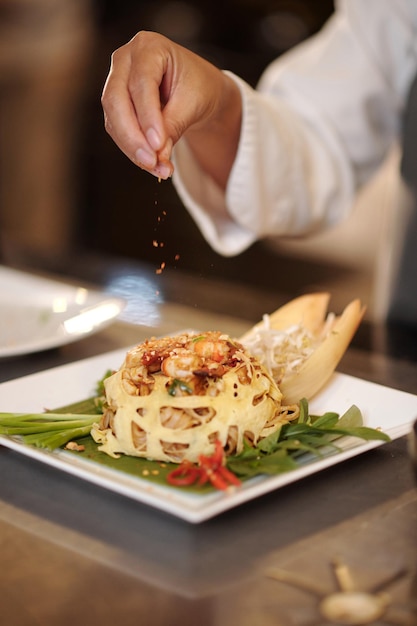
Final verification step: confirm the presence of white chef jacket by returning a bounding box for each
[172,0,417,257]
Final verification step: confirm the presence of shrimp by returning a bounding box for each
[189,332,237,363]
[121,367,154,396]
[161,349,203,379]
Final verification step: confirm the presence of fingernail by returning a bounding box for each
[154,162,173,180]
[135,148,156,168]
[146,127,162,151]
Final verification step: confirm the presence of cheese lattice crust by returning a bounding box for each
[91,332,290,463]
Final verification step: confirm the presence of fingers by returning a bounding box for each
[102,48,155,167]
[102,33,174,180]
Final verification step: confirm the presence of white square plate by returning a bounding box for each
[0,347,416,523]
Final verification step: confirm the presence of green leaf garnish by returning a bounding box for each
[226,399,390,480]
[0,411,98,450]
[168,378,193,396]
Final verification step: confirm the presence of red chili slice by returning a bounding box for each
[205,469,229,491]
[217,464,241,487]
[166,461,201,486]
[166,440,241,490]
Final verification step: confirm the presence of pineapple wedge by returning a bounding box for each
[240,293,365,405]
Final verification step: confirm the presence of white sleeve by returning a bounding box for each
[172,0,417,256]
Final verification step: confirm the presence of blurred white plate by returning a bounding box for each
[0,266,125,357]
[0,346,417,522]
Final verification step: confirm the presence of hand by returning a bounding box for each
[101,31,242,187]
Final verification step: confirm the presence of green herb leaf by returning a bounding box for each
[226,399,390,480]
[168,379,193,396]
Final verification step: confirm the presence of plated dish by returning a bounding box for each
[0,346,417,523]
[0,266,125,357]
